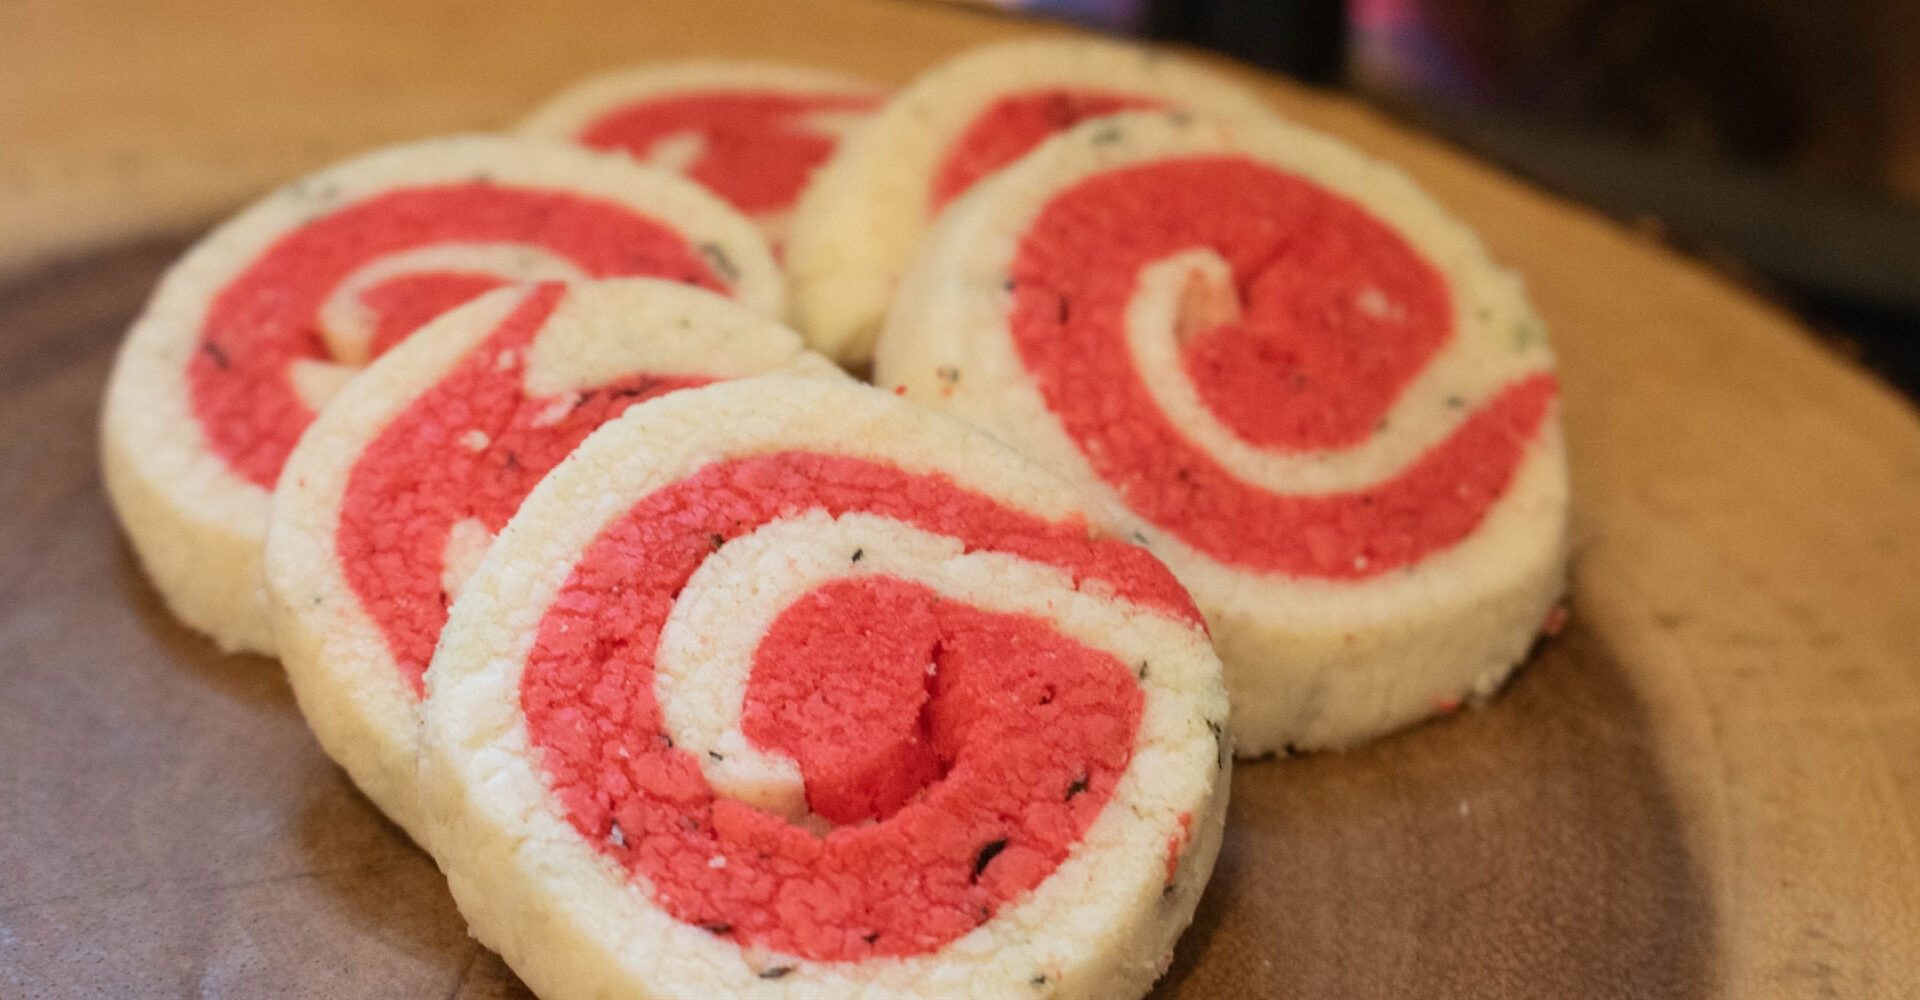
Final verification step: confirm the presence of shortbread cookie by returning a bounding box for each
[420,377,1229,1000]
[875,112,1569,754]
[523,60,883,247]
[784,38,1270,365]
[100,135,779,654]
[265,279,835,840]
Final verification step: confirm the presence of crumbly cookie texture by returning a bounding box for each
[419,377,1229,1000]
[875,111,1569,754]
[264,278,836,842]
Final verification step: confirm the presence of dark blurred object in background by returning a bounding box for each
[1350,0,1881,189]
[961,0,1920,397]
[1144,0,1347,85]
[1337,0,1920,395]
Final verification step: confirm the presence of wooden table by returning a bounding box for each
[3,1,1917,996]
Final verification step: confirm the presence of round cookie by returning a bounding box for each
[874,111,1570,754]
[100,134,780,655]
[419,377,1229,1000]
[784,38,1271,366]
[264,279,838,841]
[522,60,884,248]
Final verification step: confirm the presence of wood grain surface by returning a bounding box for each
[3,1,1918,997]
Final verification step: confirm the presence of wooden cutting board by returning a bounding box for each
[3,1,1917,997]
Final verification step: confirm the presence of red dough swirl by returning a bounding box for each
[522,61,885,245]
[930,89,1162,210]
[192,184,721,489]
[333,284,704,694]
[875,112,1571,754]
[100,135,779,655]
[1004,155,1557,578]
[784,38,1273,364]
[266,278,829,843]
[420,378,1228,999]
[522,451,1191,960]
[579,92,878,216]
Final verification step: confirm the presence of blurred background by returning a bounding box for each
[954,0,1920,396]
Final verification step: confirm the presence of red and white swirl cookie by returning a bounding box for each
[264,279,837,840]
[784,38,1271,366]
[521,60,884,248]
[419,377,1229,1000]
[100,135,780,655]
[875,112,1570,754]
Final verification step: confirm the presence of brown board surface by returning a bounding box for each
[3,1,1919,997]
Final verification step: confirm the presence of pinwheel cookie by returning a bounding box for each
[101,135,778,653]
[420,377,1229,1000]
[876,111,1570,754]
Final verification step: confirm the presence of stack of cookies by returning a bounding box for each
[101,39,1567,1000]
